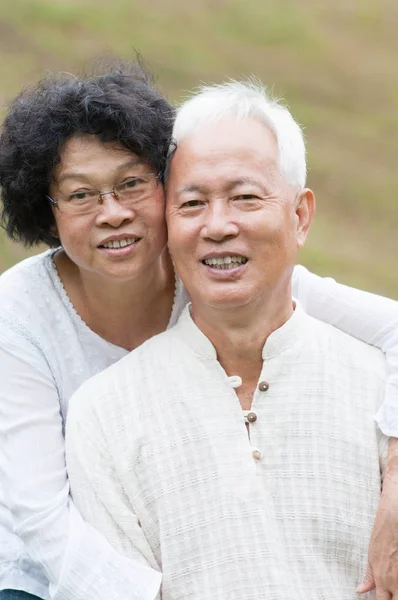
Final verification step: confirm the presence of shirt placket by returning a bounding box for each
[243,376,270,468]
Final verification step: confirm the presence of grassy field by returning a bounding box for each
[0,0,397,296]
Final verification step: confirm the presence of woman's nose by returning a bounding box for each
[95,192,136,226]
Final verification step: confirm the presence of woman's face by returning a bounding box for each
[48,134,167,282]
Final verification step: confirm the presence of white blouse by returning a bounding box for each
[0,249,397,599]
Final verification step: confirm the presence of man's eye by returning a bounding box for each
[234,194,257,201]
[181,200,203,208]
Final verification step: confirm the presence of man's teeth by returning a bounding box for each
[102,237,137,249]
[203,256,247,269]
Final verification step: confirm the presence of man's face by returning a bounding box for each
[166,116,314,312]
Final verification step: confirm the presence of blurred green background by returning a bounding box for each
[0,0,397,296]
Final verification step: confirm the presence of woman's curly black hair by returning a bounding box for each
[0,60,175,247]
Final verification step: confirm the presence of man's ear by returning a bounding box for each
[295,188,316,248]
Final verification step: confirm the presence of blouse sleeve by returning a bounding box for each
[65,391,162,592]
[0,319,161,600]
[292,265,398,437]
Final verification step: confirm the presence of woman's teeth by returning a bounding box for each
[203,256,247,269]
[102,237,137,249]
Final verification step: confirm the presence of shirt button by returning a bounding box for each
[252,449,262,461]
[258,381,269,392]
[247,412,257,423]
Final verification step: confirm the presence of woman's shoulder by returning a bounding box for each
[168,277,190,326]
[0,249,63,328]
[0,248,54,287]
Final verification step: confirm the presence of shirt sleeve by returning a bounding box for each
[292,265,398,437]
[0,320,161,600]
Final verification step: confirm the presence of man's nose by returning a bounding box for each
[95,192,135,227]
[201,202,239,241]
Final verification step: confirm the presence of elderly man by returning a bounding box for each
[66,80,388,599]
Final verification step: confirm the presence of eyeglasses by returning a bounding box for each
[46,172,161,216]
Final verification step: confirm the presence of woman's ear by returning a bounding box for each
[50,223,60,240]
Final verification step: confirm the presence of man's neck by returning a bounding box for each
[191,285,294,378]
[55,249,175,350]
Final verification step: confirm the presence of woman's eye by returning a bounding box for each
[121,178,141,189]
[68,190,96,202]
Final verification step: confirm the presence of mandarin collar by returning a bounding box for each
[173,300,307,361]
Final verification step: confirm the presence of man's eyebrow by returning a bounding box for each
[228,177,264,188]
[56,160,146,185]
[176,178,264,196]
[176,184,203,197]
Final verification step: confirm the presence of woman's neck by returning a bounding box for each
[54,249,176,350]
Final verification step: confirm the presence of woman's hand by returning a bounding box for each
[357,438,398,599]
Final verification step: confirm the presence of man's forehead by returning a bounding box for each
[169,118,278,173]
[168,139,279,185]
[180,116,275,146]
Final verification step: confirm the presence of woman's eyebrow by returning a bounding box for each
[55,160,147,185]
[56,172,90,185]
[115,159,147,172]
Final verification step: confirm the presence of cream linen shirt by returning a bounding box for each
[0,250,397,599]
[66,304,388,600]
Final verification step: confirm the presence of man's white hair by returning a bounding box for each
[172,79,307,189]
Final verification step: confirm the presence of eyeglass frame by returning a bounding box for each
[45,171,163,215]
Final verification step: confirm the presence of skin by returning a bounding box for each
[49,133,175,350]
[166,116,315,408]
[357,437,398,599]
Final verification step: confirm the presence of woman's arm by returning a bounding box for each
[292,265,398,596]
[0,320,161,600]
[292,265,398,436]
[356,438,398,596]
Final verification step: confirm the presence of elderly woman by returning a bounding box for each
[0,61,397,600]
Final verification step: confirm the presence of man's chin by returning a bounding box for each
[194,292,252,312]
